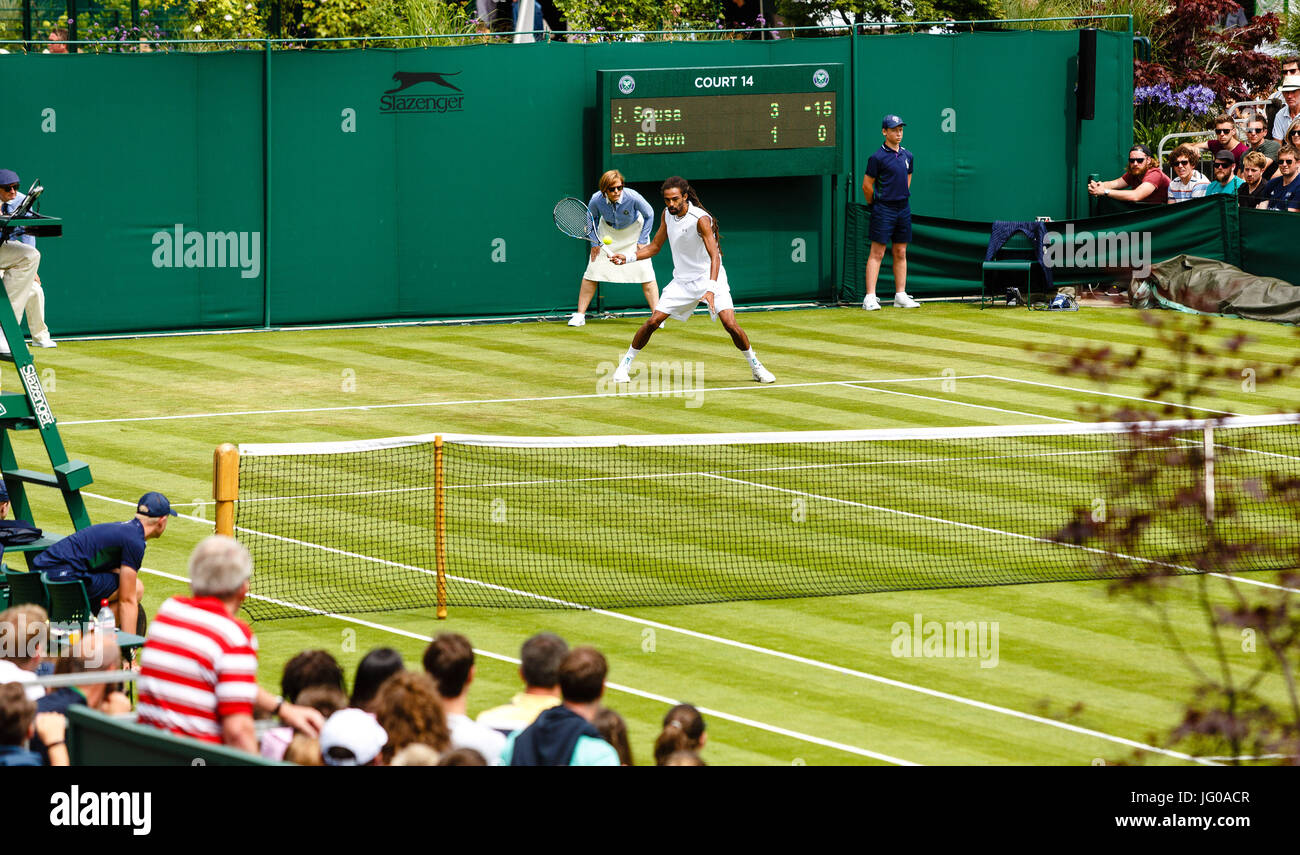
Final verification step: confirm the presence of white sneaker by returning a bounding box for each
[893,292,921,309]
[752,364,775,384]
[862,294,881,311]
[612,364,631,383]
[32,338,56,348]
[567,312,586,327]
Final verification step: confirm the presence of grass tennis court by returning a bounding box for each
[17,301,1300,765]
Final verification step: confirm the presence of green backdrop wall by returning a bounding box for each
[2,31,1133,334]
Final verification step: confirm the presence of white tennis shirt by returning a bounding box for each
[666,203,722,284]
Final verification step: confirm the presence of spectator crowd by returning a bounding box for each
[2,535,709,766]
[1089,59,1300,213]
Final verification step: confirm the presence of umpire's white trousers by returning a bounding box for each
[0,241,48,343]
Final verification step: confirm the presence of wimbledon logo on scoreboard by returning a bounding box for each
[380,71,466,115]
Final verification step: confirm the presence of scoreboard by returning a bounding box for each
[597,64,845,181]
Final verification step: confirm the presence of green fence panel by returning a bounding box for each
[1075,30,1135,218]
[2,52,265,334]
[1239,208,1299,285]
[67,705,287,766]
[853,30,1132,222]
[266,44,592,324]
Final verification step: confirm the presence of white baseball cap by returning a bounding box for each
[319,708,388,766]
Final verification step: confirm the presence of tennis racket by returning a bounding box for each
[553,197,614,258]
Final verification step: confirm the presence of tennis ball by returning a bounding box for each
[602,236,612,245]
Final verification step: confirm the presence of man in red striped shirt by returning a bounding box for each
[136,535,323,752]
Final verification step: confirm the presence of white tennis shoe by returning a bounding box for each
[862,294,881,311]
[893,292,921,308]
[612,364,631,383]
[752,364,775,384]
[567,312,586,327]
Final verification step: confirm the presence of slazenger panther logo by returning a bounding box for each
[380,72,465,114]
[385,71,462,93]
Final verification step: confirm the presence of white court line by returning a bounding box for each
[133,564,916,765]
[57,375,988,427]
[982,375,1243,417]
[84,490,1221,765]
[838,382,1080,424]
[698,473,1196,576]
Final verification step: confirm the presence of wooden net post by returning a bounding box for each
[435,435,447,620]
[213,443,239,537]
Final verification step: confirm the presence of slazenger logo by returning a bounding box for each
[380,71,465,114]
[50,786,152,836]
[618,74,636,95]
[20,363,54,427]
[812,69,830,88]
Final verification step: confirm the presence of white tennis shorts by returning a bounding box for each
[657,270,734,322]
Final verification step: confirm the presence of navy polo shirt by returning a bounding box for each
[32,518,148,579]
[865,144,914,205]
[1263,175,1300,211]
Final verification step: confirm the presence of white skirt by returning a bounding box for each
[582,220,656,283]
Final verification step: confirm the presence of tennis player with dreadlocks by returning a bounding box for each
[609,176,775,384]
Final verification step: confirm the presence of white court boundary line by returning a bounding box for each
[56,372,1260,429]
[130,565,914,765]
[83,491,1225,765]
[838,382,1081,424]
[58,375,989,427]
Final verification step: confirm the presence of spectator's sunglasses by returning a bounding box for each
[1214,128,1235,134]
[0,183,17,192]
[605,184,624,193]
[1174,159,1191,166]
[1247,126,1266,134]
[1290,129,1300,137]
[1128,156,1146,163]
[1280,159,1298,165]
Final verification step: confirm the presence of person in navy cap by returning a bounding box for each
[861,115,921,312]
[31,492,178,635]
[0,168,54,354]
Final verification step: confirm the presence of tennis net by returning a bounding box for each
[225,414,1300,620]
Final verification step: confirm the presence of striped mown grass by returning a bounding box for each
[14,303,1299,765]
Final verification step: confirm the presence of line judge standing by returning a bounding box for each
[861,115,921,311]
[567,170,659,327]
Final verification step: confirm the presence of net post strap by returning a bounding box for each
[213,443,239,537]
[435,434,447,620]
